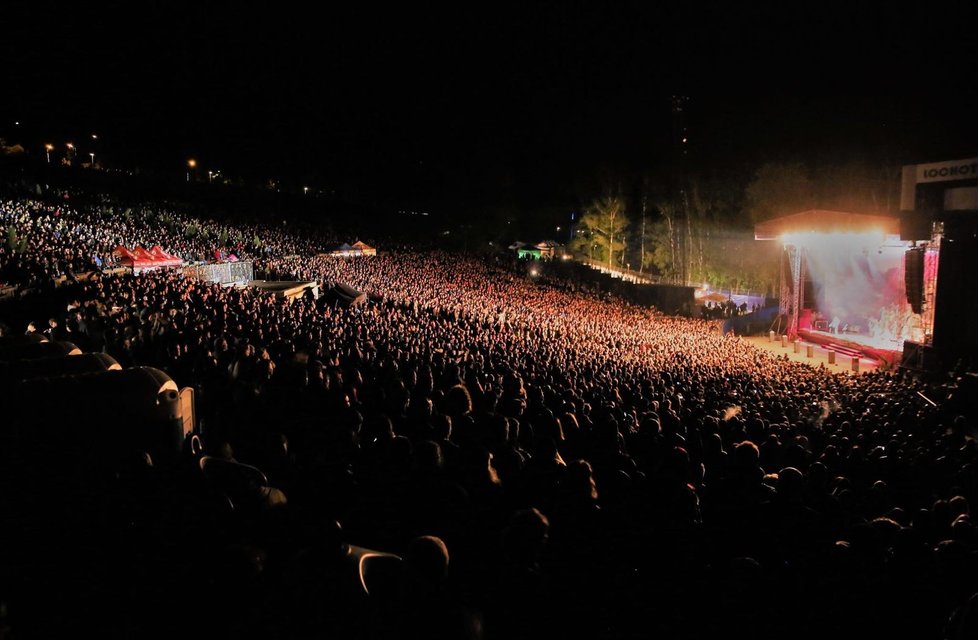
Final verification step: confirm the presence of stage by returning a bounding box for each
[748,334,882,374]
[797,329,902,368]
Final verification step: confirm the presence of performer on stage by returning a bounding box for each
[828,316,841,334]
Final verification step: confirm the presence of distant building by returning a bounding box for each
[509,240,561,260]
[535,240,559,259]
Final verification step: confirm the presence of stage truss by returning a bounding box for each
[778,243,803,339]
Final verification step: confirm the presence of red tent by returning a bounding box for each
[112,245,183,271]
[112,246,137,262]
[133,247,156,261]
[149,246,183,267]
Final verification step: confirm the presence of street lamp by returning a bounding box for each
[187,158,196,182]
[303,186,309,195]
[89,152,95,167]
[44,144,53,163]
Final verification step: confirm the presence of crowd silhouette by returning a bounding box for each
[2,190,978,639]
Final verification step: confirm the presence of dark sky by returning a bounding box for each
[4,0,977,212]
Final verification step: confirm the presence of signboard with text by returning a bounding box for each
[916,157,978,184]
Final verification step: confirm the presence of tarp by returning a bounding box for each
[113,246,137,261]
[329,241,377,257]
[350,240,377,256]
[149,246,183,266]
[133,247,156,261]
[699,291,730,303]
[323,282,367,307]
[113,245,183,270]
[248,280,319,300]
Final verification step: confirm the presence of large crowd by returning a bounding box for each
[2,191,978,639]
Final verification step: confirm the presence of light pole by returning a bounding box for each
[89,152,95,168]
[66,142,75,165]
[187,158,196,182]
[45,144,53,163]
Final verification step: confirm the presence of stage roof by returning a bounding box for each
[754,210,900,241]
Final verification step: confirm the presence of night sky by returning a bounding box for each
[4,0,977,213]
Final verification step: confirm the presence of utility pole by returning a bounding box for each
[671,95,690,285]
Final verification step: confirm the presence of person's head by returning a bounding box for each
[488,414,509,447]
[950,495,970,519]
[432,413,452,441]
[406,535,450,583]
[732,440,760,471]
[256,359,276,382]
[564,459,598,501]
[536,412,565,443]
[414,440,444,474]
[501,507,550,565]
[412,396,435,420]
[777,466,805,501]
[444,383,473,418]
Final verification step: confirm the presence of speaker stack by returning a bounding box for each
[905,247,925,314]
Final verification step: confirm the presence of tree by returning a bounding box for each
[812,159,900,215]
[699,230,780,295]
[745,162,815,223]
[571,196,628,269]
[638,186,648,275]
[635,170,760,288]
[646,218,676,278]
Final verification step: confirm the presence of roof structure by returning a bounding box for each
[754,210,900,241]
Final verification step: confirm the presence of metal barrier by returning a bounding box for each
[183,260,254,284]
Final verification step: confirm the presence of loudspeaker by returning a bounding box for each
[901,340,941,373]
[905,248,925,313]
